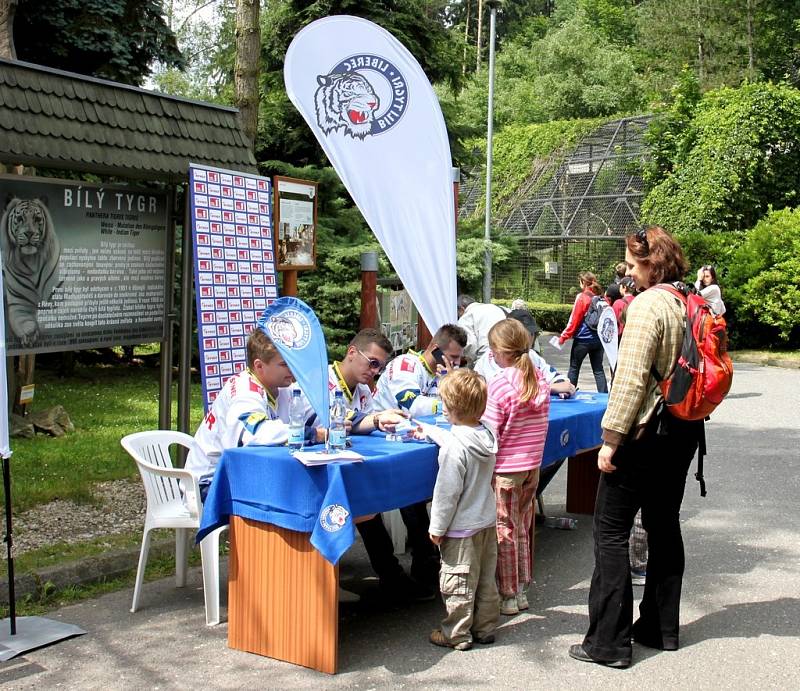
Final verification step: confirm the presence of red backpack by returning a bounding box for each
[652,284,734,422]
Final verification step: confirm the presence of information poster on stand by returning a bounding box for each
[274,176,317,270]
[189,164,278,409]
[0,175,169,356]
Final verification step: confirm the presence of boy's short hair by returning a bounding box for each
[350,328,393,355]
[438,368,487,422]
[432,323,468,349]
[246,328,279,367]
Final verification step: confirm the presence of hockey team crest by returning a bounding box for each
[265,309,312,349]
[314,54,409,139]
[320,504,350,532]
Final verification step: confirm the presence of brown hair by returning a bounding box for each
[578,271,603,296]
[626,225,688,286]
[350,328,393,355]
[438,368,487,422]
[488,319,539,403]
[246,328,279,367]
[432,323,468,349]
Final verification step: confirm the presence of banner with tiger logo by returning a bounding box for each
[284,15,457,334]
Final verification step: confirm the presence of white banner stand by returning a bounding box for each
[0,246,85,658]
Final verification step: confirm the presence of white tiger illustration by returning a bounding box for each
[1,197,61,346]
[314,72,379,139]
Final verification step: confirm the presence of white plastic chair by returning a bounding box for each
[121,430,227,626]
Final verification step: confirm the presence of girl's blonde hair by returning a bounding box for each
[488,319,539,403]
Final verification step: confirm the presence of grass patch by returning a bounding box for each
[6,362,205,512]
[730,349,800,365]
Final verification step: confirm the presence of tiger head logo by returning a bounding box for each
[314,72,380,140]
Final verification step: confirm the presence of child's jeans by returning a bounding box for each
[494,467,540,598]
[439,527,499,644]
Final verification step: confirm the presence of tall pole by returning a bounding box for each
[482,0,500,303]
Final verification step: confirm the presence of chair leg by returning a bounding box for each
[175,528,190,587]
[130,528,153,613]
[201,525,227,626]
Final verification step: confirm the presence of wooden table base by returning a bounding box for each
[566,449,601,515]
[228,516,339,674]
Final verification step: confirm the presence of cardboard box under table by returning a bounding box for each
[198,393,607,673]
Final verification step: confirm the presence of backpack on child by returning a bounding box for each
[651,283,734,496]
[583,295,607,331]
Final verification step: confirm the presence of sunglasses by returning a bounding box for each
[356,348,385,372]
[635,227,649,251]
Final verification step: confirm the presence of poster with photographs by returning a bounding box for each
[379,288,418,354]
[274,176,317,270]
[188,164,278,409]
[0,174,168,356]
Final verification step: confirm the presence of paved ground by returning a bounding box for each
[1,344,798,689]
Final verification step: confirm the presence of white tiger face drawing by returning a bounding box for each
[1,197,62,346]
[314,72,379,139]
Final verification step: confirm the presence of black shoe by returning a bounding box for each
[568,644,630,669]
[473,633,495,645]
[631,627,678,651]
[380,572,436,603]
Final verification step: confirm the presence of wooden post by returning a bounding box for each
[12,355,35,417]
[359,252,378,330]
[282,270,297,297]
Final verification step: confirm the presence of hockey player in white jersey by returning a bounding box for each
[374,324,468,419]
[185,328,325,501]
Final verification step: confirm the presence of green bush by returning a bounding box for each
[491,299,572,332]
[725,208,800,346]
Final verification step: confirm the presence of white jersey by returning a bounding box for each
[457,302,507,363]
[374,351,440,418]
[184,368,316,487]
[327,364,377,418]
[474,349,567,386]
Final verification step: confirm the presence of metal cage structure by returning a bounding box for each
[461,115,651,304]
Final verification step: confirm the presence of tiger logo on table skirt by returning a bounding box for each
[1,197,62,346]
[314,72,379,140]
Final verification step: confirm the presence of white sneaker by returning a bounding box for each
[516,592,529,611]
[338,586,360,603]
[500,596,519,615]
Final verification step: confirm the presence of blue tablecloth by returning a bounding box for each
[198,393,607,564]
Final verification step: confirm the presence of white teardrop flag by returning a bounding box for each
[284,15,457,333]
[597,305,619,370]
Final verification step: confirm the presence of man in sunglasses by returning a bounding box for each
[328,328,435,602]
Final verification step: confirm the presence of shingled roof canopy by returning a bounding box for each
[0,57,258,182]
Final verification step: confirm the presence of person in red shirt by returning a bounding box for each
[613,277,636,338]
[558,271,608,392]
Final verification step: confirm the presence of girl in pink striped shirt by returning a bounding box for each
[482,319,551,615]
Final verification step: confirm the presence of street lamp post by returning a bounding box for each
[482,0,501,303]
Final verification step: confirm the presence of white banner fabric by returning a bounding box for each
[597,305,619,371]
[0,245,11,458]
[284,15,457,333]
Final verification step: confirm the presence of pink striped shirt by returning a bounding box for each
[482,366,550,473]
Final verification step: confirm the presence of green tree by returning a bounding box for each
[641,81,800,235]
[726,207,800,344]
[13,0,183,85]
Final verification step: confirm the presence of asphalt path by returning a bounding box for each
[1,349,798,689]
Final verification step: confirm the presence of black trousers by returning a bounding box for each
[568,339,608,393]
[583,410,701,662]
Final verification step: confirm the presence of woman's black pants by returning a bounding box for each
[582,412,701,662]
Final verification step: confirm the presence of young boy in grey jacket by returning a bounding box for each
[416,368,500,651]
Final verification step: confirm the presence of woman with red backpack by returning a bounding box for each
[568,226,704,669]
[557,271,609,392]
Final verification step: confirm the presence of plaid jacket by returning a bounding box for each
[601,287,685,445]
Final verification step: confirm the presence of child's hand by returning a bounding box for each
[429,533,443,545]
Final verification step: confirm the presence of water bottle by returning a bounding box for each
[329,390,346,451]
[544,516,578,530]
[288,388,305,449]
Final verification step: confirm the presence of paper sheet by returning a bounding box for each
[293,449,364,466]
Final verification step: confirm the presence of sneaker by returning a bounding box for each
[430,628,472,651]
[500,596,519,616]
[516,592,529,611]
[630,569,646,587]
[338,586,360,604]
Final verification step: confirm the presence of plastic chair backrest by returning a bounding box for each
[121,430,198,518]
